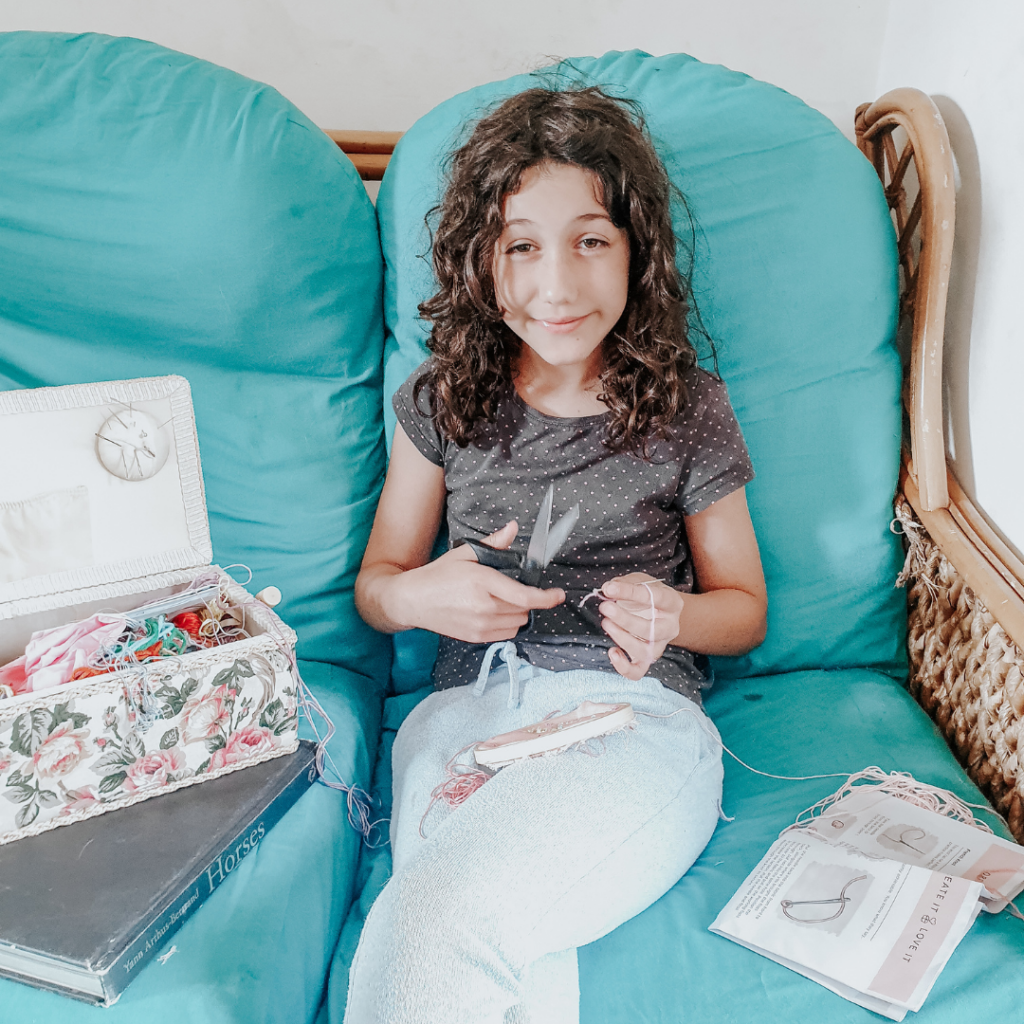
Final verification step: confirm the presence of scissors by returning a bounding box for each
[461,484,580,587]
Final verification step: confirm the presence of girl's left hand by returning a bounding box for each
[598,573,684,681]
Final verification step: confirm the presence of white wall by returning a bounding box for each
[877,0,1024,556]
[0,0,886,138]
[10,1,1020,552]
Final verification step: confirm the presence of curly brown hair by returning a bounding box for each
[417,84,703,456]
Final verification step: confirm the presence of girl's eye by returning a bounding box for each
[506,242,533,254]
[580,237,608,249]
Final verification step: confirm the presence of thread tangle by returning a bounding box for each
[419,741,493,838]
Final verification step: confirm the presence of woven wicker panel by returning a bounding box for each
[895,495,1024,841]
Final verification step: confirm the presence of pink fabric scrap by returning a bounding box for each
[0,615,127,696]
[0,656,29,695]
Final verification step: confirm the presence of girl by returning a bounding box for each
[348,86,767,1024]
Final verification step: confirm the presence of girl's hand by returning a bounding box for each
[392,521,566,643]
[357,428,565,640]
[597,573,684,680]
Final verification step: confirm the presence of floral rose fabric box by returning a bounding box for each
[0,377,300,844]
[0,577,299,842]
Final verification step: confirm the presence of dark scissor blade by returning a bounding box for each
[463,541,522,577]
[544,502,580,565]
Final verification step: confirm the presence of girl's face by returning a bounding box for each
[493,162,630,379]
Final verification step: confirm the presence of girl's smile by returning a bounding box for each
[538,314,590,333]
[493,162,630,391]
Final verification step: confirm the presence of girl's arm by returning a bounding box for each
[355,425,565,640]
[598,487,767,680]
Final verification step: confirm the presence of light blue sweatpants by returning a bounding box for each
[345,649,724,1024]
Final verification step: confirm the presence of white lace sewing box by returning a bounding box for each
[0,376,300,844]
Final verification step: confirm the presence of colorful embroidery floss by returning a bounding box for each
[0,575,261,701]
[294,680,386,845]
[172,611,203,638]
[101,615,195,670]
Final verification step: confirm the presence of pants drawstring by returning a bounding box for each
[472,641,523,709]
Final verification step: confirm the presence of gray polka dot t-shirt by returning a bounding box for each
[393,362,754,704]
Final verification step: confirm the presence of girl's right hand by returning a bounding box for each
[387,521,566,643]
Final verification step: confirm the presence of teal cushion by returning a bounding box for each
[375,50,904,687]
[0,31,390,680]
[0,661,381,1023]
[579,669,1024,1022]
[331,672,1024,1023]
[324,687,428,1020]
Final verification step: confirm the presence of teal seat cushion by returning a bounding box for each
[579,670,1024,1022]
[0,661,381,1023]
[323,687,429,1022]
[0,30,391,1019]
[375,49,905,689]
[0,31,390,679]
[329,671,1024,1022]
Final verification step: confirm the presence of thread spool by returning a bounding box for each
[256,586,282,608]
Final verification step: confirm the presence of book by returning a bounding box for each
[710,786,1024,1021]
[0,739,317,1006]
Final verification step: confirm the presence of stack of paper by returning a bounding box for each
[710,787,1024,1020]
[786,788,1024,913]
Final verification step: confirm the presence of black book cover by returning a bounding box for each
[0,740,317,1005]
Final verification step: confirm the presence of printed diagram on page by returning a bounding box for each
[779,862,873,934]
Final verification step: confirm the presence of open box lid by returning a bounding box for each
[0,376,211,618]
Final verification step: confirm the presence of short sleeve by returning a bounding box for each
[392,364,444,467]
[674,371,755,516]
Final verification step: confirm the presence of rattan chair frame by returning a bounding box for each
[858,89,1024,840]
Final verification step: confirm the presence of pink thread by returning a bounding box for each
[419,741,493,838]
[789,767,1003,833]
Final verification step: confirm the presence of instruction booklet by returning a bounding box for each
[710,787,1024,1020]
